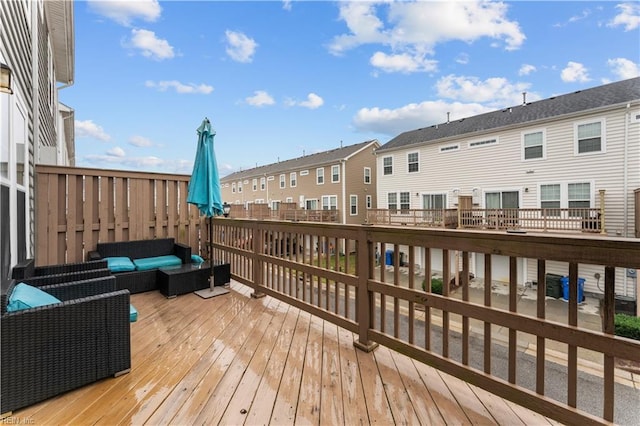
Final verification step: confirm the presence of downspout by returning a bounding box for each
[30,2,40,261]
[623,103,630,297]
[341,159,346,225]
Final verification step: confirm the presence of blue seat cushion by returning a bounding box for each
[133,255,182,271]
[191,254,205,264]
[130,304,138,322]
[7,283,62,312]
[104,256,136,272]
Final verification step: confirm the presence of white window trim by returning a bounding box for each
[232,182,236,193]
[300,170,309,176]
[350,194,358,216]
[252,178,257,191]
[407,152,419,173]
[364,167,371,184]
[316,168,325,185]
[439,144,460,153]
[574,118,606,156]
[366,195,372,209]
[321,195,338,210]
[279,174,286,189]
[238,182,242,193]
[420,192,449,209]
[260,177,266,190]
[382,156,393,176]
[290,172,297,187]
[521,128,546,161]
[537,180,595,208]
[469,137,498,149]
[267,175,275,181]
[331,165,340,183]
[482,187,522,209]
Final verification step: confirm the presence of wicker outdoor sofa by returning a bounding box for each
[1,265,131,415]
[87,238,192,294]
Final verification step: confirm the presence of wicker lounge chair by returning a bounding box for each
[0,275,131,415]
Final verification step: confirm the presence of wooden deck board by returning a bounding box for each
[11,281,555,425]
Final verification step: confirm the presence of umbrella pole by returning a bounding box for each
[209,215,214,290]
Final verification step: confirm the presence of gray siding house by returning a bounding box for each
[1,0,75,285]
[375,77,640,297]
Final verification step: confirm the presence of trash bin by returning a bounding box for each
[385,250,393,266]
[545,273,563,299]
[561,276,585,302]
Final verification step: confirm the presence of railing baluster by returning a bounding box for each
[394,244,400,338]
[408,246,415,345]
[484,254,492,374]
[567,262,579,408]
[536,259,546,395]
[462,251,469,366]
[603,265,615,421]
[424,246,432,352]
[509,256,517,384]
[442,249,450,358]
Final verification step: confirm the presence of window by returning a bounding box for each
[540,184,560,216]
[387,193,397,211]
[286,197,293,202]
[322,195,337,210]
[260,177,266,190]
[440,144,459,153]
[331,165,340,183]
[485,191,519,208]
[252,178,257,191]
[237,182,242,193]
[232,183,236,193]
[271,200,280,211]
[383,157,393,175]
[569,182,591,209]
[422,194,446,209]
[350,195,358,215]
[407,152,419,173]
[279,174,286,189]
[469,138,497,148]
[366,195,372,209]
[300,170,309,176]
[364,167,371,184]
[316,168,324,184]
[306,199,318,210]
[576,120,604,154]
[400,192,410,211]
[523,130,544,160]
[290,172,297,187]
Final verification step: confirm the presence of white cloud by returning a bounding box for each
[225,30,258,63]
[84,154,170,171]
[128,29,174,60]
[435,75,538,107]
[608,3,640,31]
[107,146,126,157]
[519,64,537,76]
[75,120,111,142]
[145,80,214,94]
[246,90,275,107]
[329,1,525,73]
[370,51,438,73]
[607,57,640,79]
[287,93,324,109]
[352,100,492,136]
[561,61,590,83]
[455,53,469,65]
[282,0,292,12]
[129,136,153,147]
[87,0,161,26]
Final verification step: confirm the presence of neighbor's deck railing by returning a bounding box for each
[35,165,205,265]
[210,218,640,425]
[368,207,605,233]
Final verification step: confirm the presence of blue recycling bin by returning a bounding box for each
[561,276,585,302]
[385,250,393,266]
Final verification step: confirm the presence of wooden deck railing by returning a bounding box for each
[34,165,206,265]
[210,218,640,425]
[368,207,605,233]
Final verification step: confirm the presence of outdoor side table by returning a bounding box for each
[158,263,212,298]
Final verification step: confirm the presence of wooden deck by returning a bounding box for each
[13,281,558,425]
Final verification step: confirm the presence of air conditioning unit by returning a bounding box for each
[615,296,637,316]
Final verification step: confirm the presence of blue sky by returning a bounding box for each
[63,1,640,177]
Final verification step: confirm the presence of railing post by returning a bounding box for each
[599,189,606,235]
[353,226,378,352]
[251,221,266,299]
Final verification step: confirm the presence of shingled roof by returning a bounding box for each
[378,77,640,153]
[221,139,379,182]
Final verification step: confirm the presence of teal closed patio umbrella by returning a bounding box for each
[187,118,228,298]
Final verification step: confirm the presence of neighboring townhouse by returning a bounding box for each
[375,77,640,297]
[220,140,380,225]
[1,0,75,285]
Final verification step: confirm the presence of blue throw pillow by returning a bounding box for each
[7,283,62,312]
[130,304,138,322]
[104,256,136,272]
[191,254,205,264]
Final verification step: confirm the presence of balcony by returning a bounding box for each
[13,165,640,424]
